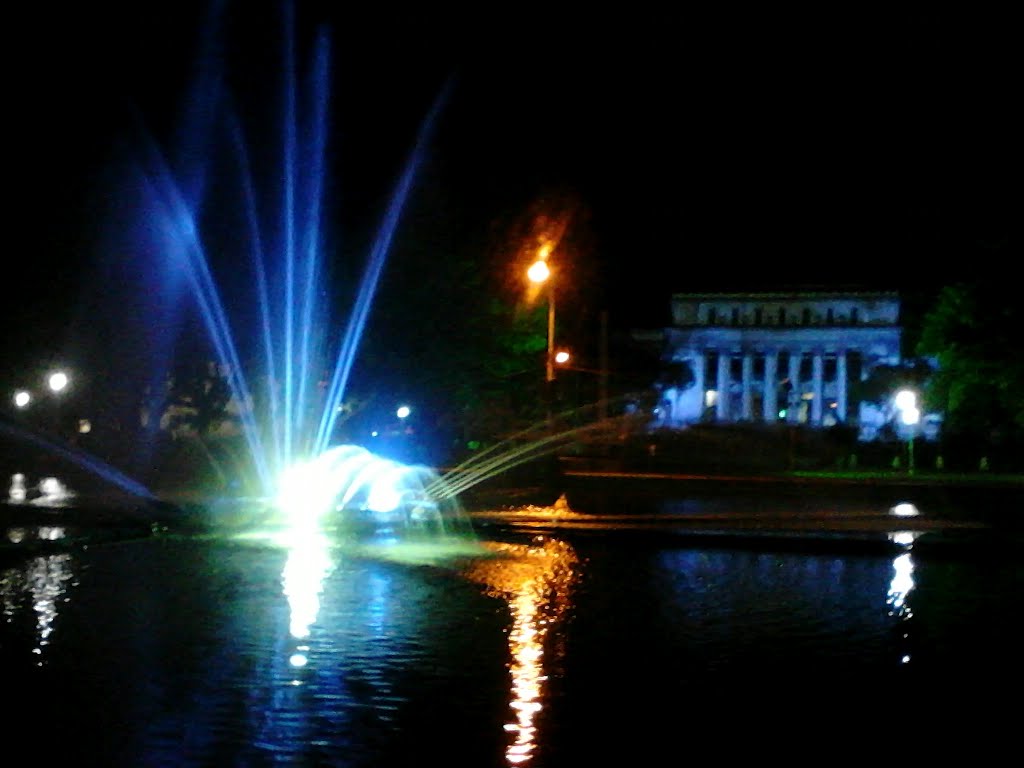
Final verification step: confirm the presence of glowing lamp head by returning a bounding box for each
[396,405,411,419]
[894,389,916,412]
[900,406,920,426]
[554,350,570,365]
[13,390,30,408]
[48,372,69,393]
[527,260,550,284]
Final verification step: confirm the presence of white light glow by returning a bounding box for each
[889,531,920,547]
[890,503,920,518]
[48,372,69,393]
[0,552,75,660]
[14,390,31,408]
[396,405,411,419]
[9,473,27,502]
[282,531,333,639]
[887,552,915,617]
[895,389,916,411]
[367,481,402,514]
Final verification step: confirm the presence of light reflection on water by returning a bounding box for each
[0,507,1018,762]
[1,551,76,662]
[463,537,579,765]
[281,529,334,642]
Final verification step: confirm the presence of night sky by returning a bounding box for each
[2,2,1013,373]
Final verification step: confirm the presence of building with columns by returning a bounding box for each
[652,292,903,436]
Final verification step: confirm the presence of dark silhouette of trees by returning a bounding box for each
[162,360,236,437]
[916,281,1024,457]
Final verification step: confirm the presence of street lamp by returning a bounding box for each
[13,390,31,409]
[895,389,920,475]
[528,250,557,434]
[48,371,69,394]
[527,253,555,383]
[47,370,70,436]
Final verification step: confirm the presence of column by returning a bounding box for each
[836,350,847,422]
[811,351,824,425]
[787,350,801,423]
[716,351,730,422]
[741,352,754,420]
[692,351,705,421]
[763,350,778,422]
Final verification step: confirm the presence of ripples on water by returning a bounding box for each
[2,515,1020,765]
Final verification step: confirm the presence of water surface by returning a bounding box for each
[2,502,1019,765]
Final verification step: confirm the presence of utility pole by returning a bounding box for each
[599,310,609,421]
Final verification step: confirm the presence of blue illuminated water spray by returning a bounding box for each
[133,2,452,525]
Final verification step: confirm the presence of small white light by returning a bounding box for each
[895,389,916,411]
[48,372,69,393]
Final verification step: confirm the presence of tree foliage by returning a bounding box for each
[358,182,599,454]
[916,281,1024,437]
[847,360,934,407]
[161,360,235,436]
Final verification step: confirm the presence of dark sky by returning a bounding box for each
[3,1,1014,363]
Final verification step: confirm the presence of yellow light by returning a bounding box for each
[554,350,570,365]
[527,260,550,284]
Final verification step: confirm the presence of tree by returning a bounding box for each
[162,359,236,437]
[916,281,1024,441]
[847,360,934,409]
[358,182,599,458]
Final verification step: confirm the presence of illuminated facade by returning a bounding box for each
[651,292,903,435]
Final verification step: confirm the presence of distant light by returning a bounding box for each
[396,405,411,419]
[895,389,916,412]
[371,430,379,437]
[890,531,920,546]
[705,390,717,407]
[78,419,92,434]
[48,372,69,393]
[13,390,31,408]
[778,409,787,419]
[900,406,920,426]
[890,503,920,518]
[554,351,570,365]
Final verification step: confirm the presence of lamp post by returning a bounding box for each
[527,256,555,383]
[895,389,919,475]
[48,370,70,437]
[527,253,557,432]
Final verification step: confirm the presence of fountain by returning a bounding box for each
[3,0,584,549]
[172,15,470,538]
[2,0,478,545]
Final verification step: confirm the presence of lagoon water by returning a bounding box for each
[2,491,1021,766]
